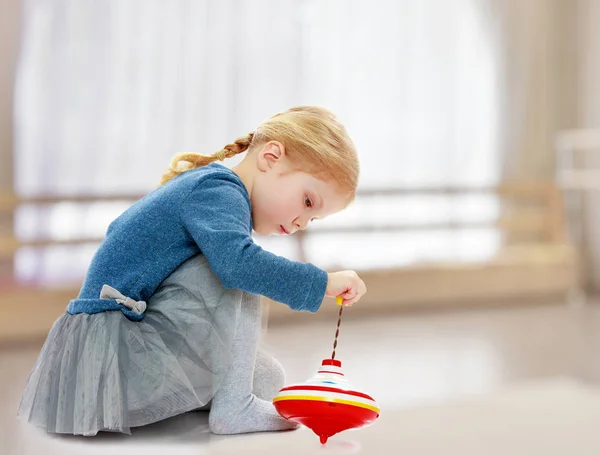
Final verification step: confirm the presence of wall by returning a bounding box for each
[576,0,600,290]
[0,0,21,281]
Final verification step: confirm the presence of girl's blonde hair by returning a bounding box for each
[160,106,359,200]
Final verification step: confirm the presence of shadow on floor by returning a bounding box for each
[49,411,223,445]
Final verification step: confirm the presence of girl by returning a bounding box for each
[17,106,367,436]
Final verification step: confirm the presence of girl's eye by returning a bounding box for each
[305,196,312,208]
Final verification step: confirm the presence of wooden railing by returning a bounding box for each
[0,181,579,339]
[0,181,568,263]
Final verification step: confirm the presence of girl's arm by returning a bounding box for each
[180,174,328,312]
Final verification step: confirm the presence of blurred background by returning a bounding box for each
[3,0,600,454]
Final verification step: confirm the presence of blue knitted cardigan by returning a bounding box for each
[66,163,328,321]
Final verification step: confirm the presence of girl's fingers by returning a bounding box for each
[336,279,367,306]
[342,296,359,306]
[341,288,356,299]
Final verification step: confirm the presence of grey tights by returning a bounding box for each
[206,292,298,434]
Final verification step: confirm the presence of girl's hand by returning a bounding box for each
[326,270,367,306]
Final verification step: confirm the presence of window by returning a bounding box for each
[14,0,499,284]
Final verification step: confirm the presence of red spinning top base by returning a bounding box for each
[273,359,379,444]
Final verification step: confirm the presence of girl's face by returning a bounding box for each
[249,142,349,236]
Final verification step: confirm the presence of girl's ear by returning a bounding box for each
[256,141,285,172]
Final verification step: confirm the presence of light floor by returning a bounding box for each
[3,301,600,454]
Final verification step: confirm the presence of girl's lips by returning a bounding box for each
[280,225,289,235]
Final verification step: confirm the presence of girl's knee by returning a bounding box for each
[254,350,286,399]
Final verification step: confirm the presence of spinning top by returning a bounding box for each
[273,358,380,444]
[273,297,380,444]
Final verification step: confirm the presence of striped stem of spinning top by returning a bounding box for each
[331,300,344,360]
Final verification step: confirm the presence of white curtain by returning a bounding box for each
[15,0,307,196]
[300,0,498,188]
[14,0,502,283]
[480,0,570,181]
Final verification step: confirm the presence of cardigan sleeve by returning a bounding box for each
[179,174,328,313]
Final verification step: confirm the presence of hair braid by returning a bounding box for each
[159,132,255,185]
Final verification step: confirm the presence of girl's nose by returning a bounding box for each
[294,217,308,231]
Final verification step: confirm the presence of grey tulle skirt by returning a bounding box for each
[17,254,259,436]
